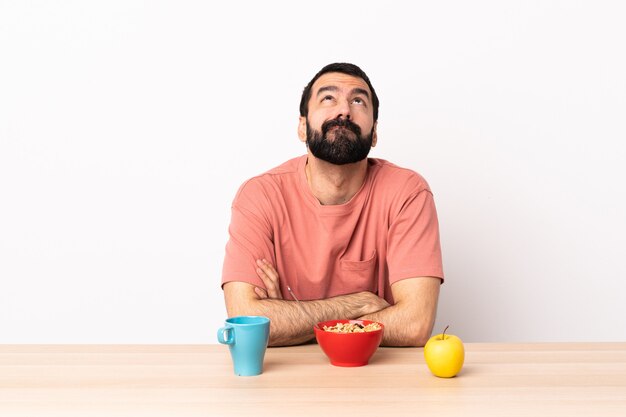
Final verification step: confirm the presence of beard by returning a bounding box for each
[306,118,373,165]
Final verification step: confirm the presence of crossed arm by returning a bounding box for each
[223,259,441,347]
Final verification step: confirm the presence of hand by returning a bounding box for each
[356,291,391,317]
[255,259,283,300]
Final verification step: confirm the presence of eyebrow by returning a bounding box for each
[316,85,371,100]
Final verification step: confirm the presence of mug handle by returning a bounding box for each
[217,324,235,345]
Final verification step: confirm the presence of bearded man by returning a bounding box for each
[221,63,444,347]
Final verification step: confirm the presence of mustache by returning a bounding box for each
[321,118,362,136]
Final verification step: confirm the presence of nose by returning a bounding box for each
[335,98,351,120]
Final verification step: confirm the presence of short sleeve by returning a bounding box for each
[221,180,276,289]
[386,189,444,284]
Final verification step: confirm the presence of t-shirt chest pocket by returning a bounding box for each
[338,250,378,294]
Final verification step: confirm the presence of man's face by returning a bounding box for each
[299,72,377,165]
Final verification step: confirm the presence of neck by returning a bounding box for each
[305,152,368,205]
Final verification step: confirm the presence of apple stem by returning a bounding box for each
[442,325,449,339]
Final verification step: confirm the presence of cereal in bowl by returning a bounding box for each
[323,322,382,333]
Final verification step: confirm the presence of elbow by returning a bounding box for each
[400,332,429,347]
[223,282,264,318]
[407,324,433,347]
[387,333,428,347]
[226,301,259,319]
[412,334,430,348]
[379,319,434,347]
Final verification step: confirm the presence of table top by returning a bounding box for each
[1,343,625,416]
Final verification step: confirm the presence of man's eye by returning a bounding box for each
[322,95,334,102]
[352,98,364,105]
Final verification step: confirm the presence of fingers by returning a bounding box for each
[256,259,283,299]
[254,286,268,299]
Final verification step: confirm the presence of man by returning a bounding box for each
[222,63,443,347]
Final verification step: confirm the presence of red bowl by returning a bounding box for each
[314,319,384,367]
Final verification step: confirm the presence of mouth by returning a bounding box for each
[321,118,362,138]
[325,128,357,142]
[326,124,354,133]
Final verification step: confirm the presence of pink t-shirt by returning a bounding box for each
[221,155,443,304]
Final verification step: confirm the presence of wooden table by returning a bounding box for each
[1,343,625,416]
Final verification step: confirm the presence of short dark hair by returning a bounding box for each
[299,63,379,122]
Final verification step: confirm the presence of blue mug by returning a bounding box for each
[217,316,270,376]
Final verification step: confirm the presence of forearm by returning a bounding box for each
[360,302,435,347]
[249,292,388,347]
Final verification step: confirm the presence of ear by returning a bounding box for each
[371,121,378,147]
[298,116,307,143]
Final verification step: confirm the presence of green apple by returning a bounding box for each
[424,325,465,378]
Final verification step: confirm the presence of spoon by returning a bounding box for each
[286,286,321,330]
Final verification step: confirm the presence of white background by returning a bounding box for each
[1,1,625,343]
